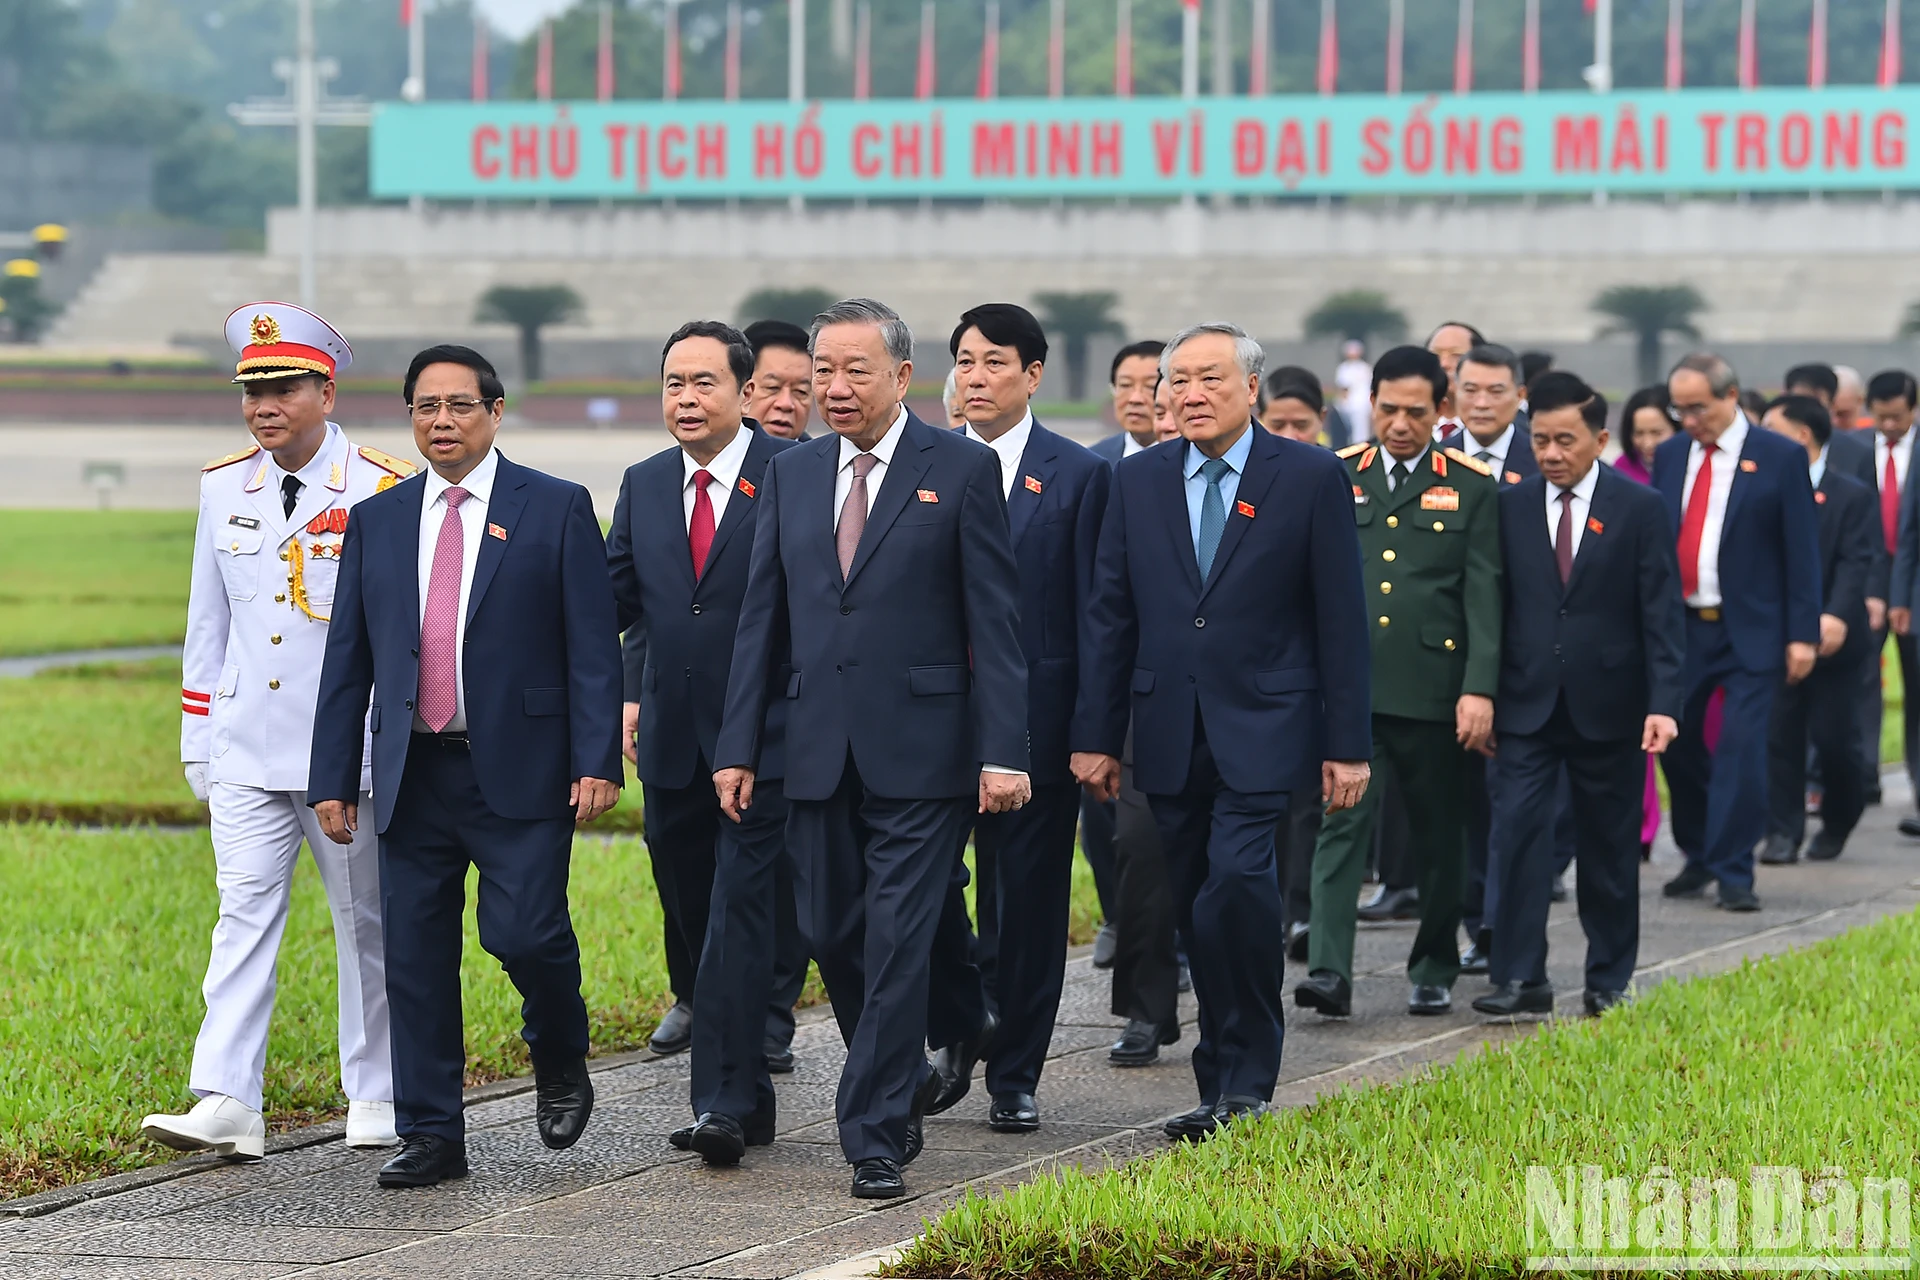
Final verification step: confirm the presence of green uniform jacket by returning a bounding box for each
[1342,443,1502,722]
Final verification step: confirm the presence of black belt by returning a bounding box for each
[413,730,470,748]
[1688,606,1723,622]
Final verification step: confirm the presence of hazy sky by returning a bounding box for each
[475,0,575,40]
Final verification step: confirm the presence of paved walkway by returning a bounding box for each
[5,784,1917,1280]
[0,646,180,678]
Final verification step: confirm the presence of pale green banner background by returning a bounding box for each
[368,87,1920,199]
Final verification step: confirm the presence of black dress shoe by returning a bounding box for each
[1899,816,1920,839]
[988,1091,1039,1133]
[1408,983,1452,1015]
[1805,828,1847,861]
[689,1112,747,1166]
[649,1001,694,1055]
[1471,980,1554,1017]
[1285,921,1310,963]
[1458,939,1490,975]
[1162,1104,1217,1142]
[377,1134,469,1188]
[903,1062,940,1165]
[1211,1095,1269,1131]
[927,1008,997,1116]
[668,1124,693,1151]
[672,1106,773,1153]
[1549,873,1569,904]
[763,1038,795,1074]
[1583,988,1628,1017]
[1759,833,1801,865]
[1108,1018,1178,1067]
[1358,885,1420,921]
[1293,970,1351,1017]
[1717,885,1761,912]
[850,1156,905,1199]
[1091,922,1118,969]
[534,1057,594,1151]
[1865,786,1884,807]
[1663,862,1714,898]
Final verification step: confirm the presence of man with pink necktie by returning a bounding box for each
[310,344,623,1188]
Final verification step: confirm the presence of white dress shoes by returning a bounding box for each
[141,1094,265,1161]
[345,1100,399,1148]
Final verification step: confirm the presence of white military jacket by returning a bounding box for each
[182,423,415,791]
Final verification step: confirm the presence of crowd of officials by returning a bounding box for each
[141,296,1917,1202]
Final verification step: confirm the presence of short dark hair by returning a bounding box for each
[1518,350,1555,387]
[950,303,1049,369]
[1867,368,1920,408]
[1459,343,1523,384]
[1783,362,1840,402]
[662,320,755,387]
[743,318,812,360]
[404,344,504,405]
[1260,365,1324,414]
[1372,345,1448,407]
[1426,320,1486,348]
[1766,393,1833,445]
[1620,384,1671,430]
[1526,370,1606,434]
[1109,338,1166,384]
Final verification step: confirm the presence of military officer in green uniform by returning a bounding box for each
[1295,344,1502,1018]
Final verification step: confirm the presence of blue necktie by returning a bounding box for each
[1197,457,1231,580]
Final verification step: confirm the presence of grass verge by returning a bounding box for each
[891,907,1920,1280]
[0,510,197,657]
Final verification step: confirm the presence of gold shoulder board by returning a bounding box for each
[1335,442,1371,459]
[1443,447,1494,477]
[202,445,261,472]
[358,445,419,477]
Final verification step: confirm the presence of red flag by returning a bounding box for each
[1809,0,1828,87]
[400,0,412,27]
[977,0,999,98]
[1249,0,1269,96]
[1315,0,1335,95]
[664,1,681,100]
[1883,0,1903,87]
[1738,0,1758,89]
[1522,0,1539,92]
[535,20,552,100]
[917,0,936,98]
[597,3,615,101]
[1666,0,1683,89]
[1453,0,1473,94]
[726,0,743,100]
[1385,0,1403,93]
[1113,0,1132,95]
[1048,0,1065,97]
[854,0,871,99]
[471,12,489,100]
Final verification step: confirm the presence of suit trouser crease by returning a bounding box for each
[1660,617,1779,895]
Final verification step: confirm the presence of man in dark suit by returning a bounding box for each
[1655,353,1823,912]
[1859,372,1917,827]
[1075,322,1371,1141]
[606,322,804,1165]
[1760,395,1880,864]
[310,344,622,1187]
[743,319,814,441]
[1474,372,1684,1019]
[713,297,1029,1200]
[922,303,1110,1134]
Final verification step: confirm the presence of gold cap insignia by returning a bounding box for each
[250,313,282,346]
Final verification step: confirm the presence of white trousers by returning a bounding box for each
[191,784,391,1111]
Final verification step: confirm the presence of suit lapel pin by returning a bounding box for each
[487,522,508,541]
[737,477,756,498]
[1505,470,1522,485]
[1235,499,1256,518]
[1024,475,1043,494]
[916,489,940,503]
[1587,516,1605,535]
[1740,459,1758,473]
[1815,490,1828,504]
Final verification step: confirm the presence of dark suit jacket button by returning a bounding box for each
[691,604,703,615]
[841,605,851,615]
[1188,674,1196,683]
[1194,617,1206,628]
[404,698,414,709]
[837,664,844,673]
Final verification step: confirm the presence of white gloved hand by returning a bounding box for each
[184,762,210,802]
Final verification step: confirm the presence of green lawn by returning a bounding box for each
[893,908,1920,1280]
[0,510,197,656]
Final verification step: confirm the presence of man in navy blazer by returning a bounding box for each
[605,322,803,1166]
[1475,373,1684,1019]
[1073,322,1371,1141]
[1653,353,1822,912]
[921,305,1110,1135]
[713,297,1030,1201]
[310,345,622,1187]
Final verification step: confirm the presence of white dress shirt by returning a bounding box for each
[1462,421,1517,475]
[964,411,1034,500]
[1122,433,1149,458]
[835,405,909,528]
[1678,412,1749,609]
[1384,445,1429,490]
[683,424,751,532]
[415,448,499,733]
[1546,461,1601,562]
[1874,427,1913,497]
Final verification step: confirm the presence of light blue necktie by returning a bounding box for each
[1197,457,1231,580]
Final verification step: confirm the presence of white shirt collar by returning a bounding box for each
[269,422,343,489]
[683,423,752,492]
[1122,433,1149,457]
[1465,421,1516,463]
[1384,444,1429,478]
[1708,412,1749,459]
[1555,461,1602,504]
[423,446,499,507]
[964,410,1034,471]
[1810,444,1830,488]
[838,405,909,471]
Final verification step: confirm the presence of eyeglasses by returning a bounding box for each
[409,397,494,423]
[1666,402,1716,423]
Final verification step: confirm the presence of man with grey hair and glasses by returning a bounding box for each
[1073,321,1371,1141]
[713,297,1029,1200]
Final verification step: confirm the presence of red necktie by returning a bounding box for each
[1883,450,1900,554]
[689,469,716,580]
[417,486,469,733]
[1676,442,1718,600]
[1555,490,1575,585]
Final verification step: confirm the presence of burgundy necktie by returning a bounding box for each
[837,453,877,579]
[417,486,469,732]
[1555,489,1575,585]
[1884,450,1900,554]
[689,469,716,580]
